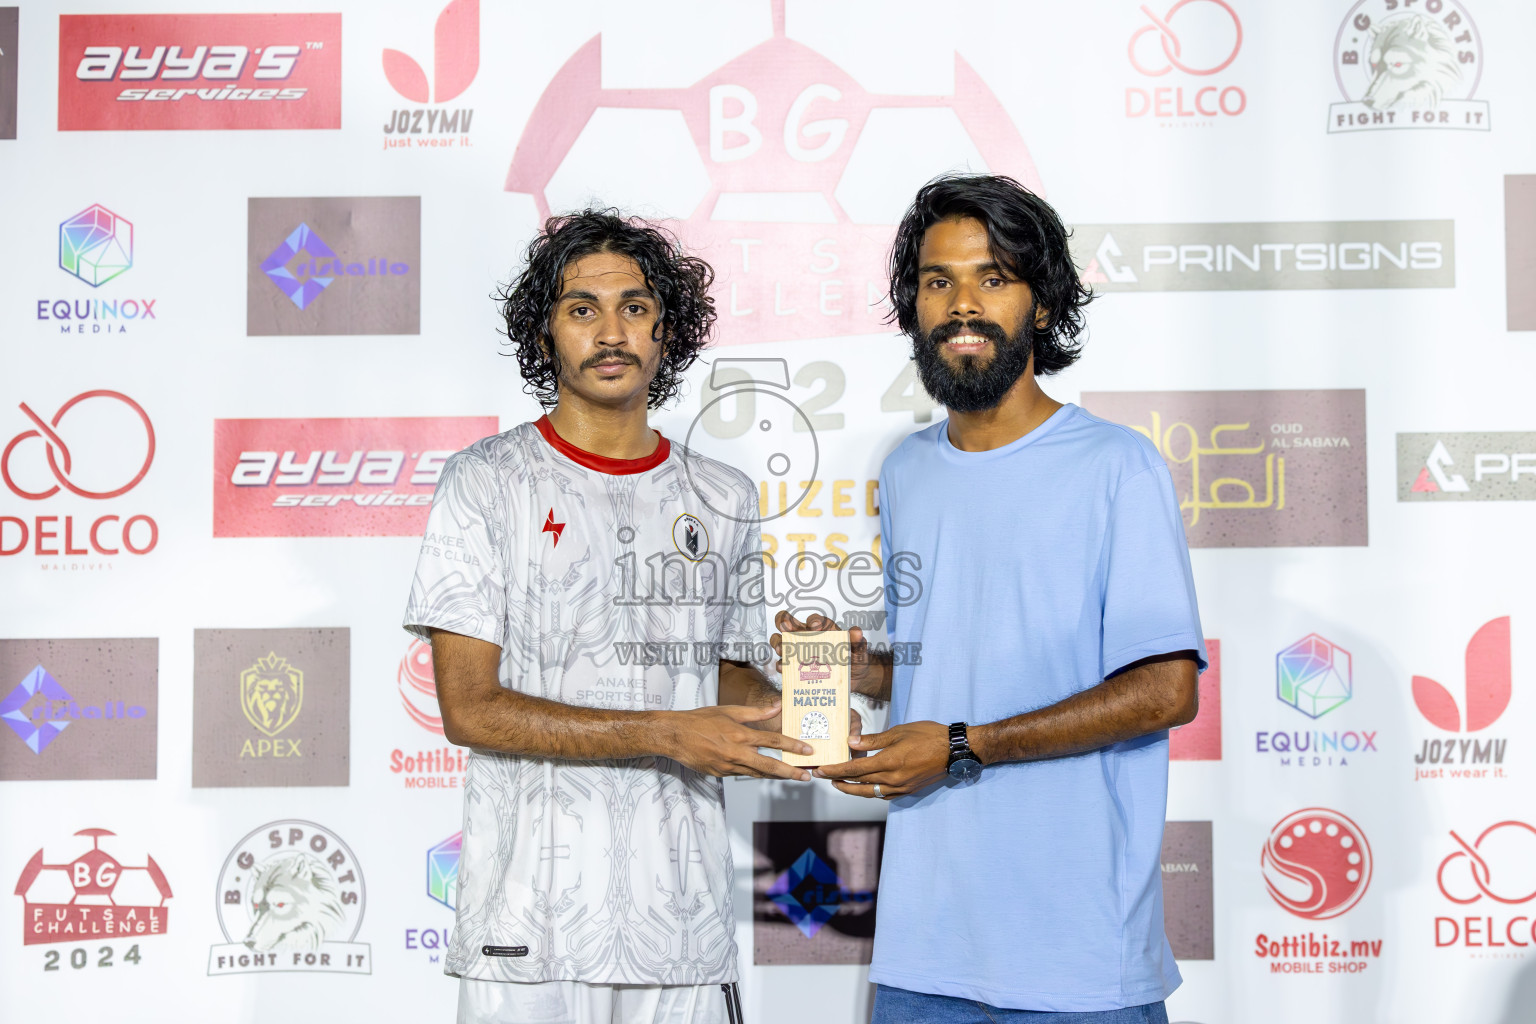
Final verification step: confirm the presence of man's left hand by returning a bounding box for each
[815,720,950,799]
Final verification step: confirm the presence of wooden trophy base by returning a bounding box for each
[780,629,851,767]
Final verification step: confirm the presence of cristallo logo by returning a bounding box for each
[240,653,303,739]
[505,0,1038,347]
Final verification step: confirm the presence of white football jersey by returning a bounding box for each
[404,417,766,986]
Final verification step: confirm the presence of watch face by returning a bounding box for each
[948,757,983,781]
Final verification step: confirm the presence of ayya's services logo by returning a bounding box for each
[58,13,341,131]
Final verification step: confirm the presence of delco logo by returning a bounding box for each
[58,14,342,131]
[505,5,1040,346]
[212,416,494,538]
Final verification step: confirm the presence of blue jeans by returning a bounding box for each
[871,985,1170,1024]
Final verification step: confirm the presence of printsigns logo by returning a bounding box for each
[213,416,494,537]
[209,820,369,975]
[1329,0,1487,133]
[59,204,131,286]
[1125,0,1247,123]
[193,628,349,788]
[1074,221,1453,291]
[753,821,881,965]
[398,639,442,734]
[381,0,477,149]
[1162,821,1213,959]
[57,13,341,131]
[0,8,16,140]
[1509,175,1536,331]
[14,829,172,950]
[240,653,303,738]
[505,1,1039,347]
[1413,617,1510,734]
[1081,390,1367,548]
[246,197,420,336]
[1399,433,1536,501]
[0,640,157,781]
[1278,635,1352,718]
[1262,809,1372,920]
[1170,639,1221,760]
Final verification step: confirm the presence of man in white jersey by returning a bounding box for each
[404,209,811,1024]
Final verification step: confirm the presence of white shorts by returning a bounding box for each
[456,979,742,1024]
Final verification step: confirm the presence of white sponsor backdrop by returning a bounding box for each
[4,1,1536,1022]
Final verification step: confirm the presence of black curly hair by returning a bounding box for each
[887,174,1092,375]
[497,209,717,409]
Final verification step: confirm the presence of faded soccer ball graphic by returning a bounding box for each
[243,852,346,951]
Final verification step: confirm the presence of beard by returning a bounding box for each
[912,316,1035,413]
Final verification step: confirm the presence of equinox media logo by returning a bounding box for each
[37,207,159,334]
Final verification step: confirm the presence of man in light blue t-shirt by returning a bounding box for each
[776,175,1206,1023]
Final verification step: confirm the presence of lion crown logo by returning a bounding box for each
[240,652,304,738]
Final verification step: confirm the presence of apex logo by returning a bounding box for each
[542,508,564,547]
[382,0,477,104]
[1413,617,1511,733]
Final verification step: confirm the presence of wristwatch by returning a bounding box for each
[946,722,983,780]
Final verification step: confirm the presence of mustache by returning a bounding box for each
[926,319,1012,347]
[580,348,641,370]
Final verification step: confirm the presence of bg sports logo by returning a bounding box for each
[213,416,494,537]
[209,820,369,975]
[58,13,341,131]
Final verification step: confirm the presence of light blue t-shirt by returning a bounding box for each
[869,403,1207,1013]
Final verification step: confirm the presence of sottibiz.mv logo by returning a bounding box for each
[210,820,369,975]
[506,0,1039,346]
[14,829,172,971]
[58,13,341,131]
[1256,808,1383,975]
[213,416,494,537]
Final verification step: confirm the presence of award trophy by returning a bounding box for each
[779,629,851,767]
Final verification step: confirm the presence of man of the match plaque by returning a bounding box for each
[779,629,851,767]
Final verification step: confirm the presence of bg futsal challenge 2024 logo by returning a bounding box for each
[14,829,172,972]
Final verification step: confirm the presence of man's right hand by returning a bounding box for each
[658,703,814,781]
[771,611,887,701]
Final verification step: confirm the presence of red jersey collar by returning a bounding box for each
[533,415,671,475]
